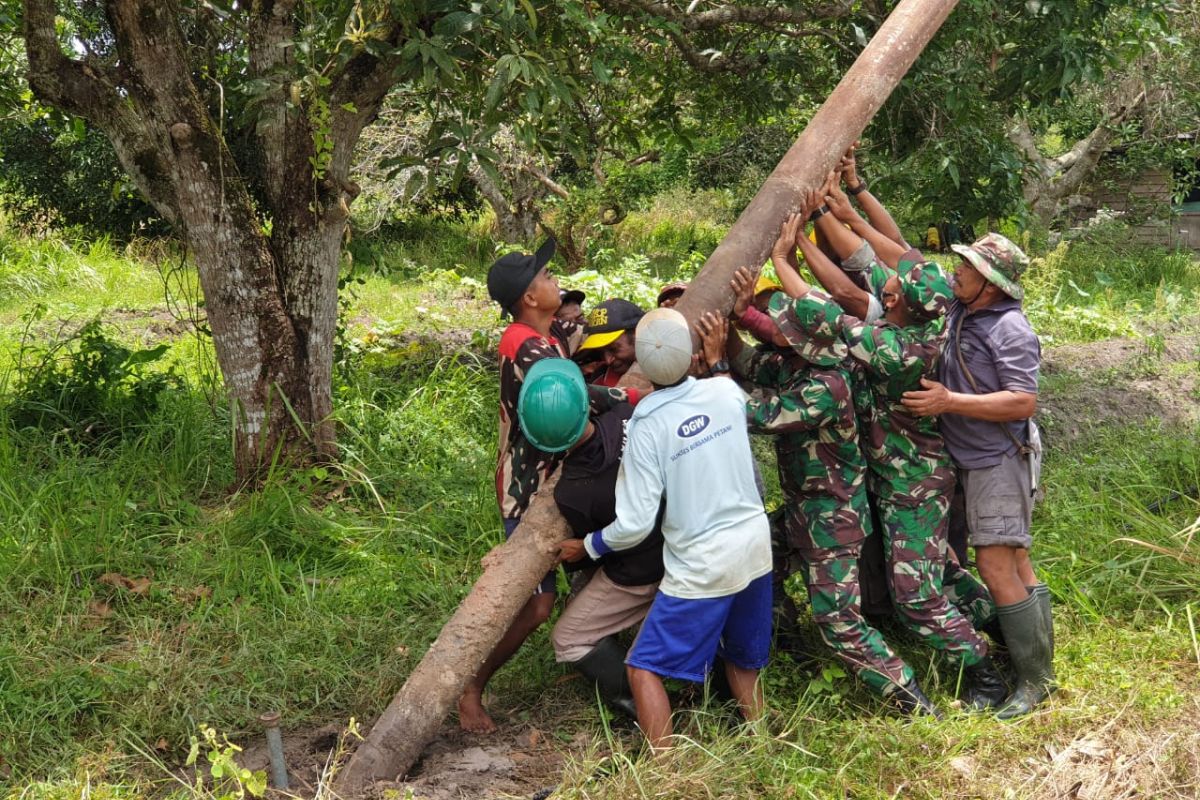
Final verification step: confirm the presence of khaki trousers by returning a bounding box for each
[551,569,658,662]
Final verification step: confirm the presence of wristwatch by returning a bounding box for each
[808,205,830,222]
[847,181,868,196]
[706,359,731,377]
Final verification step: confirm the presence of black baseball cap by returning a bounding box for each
[487,238,556,314]
[578,298,645,350]
[560,289,586,306]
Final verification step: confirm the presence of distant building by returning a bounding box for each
[1073,145,1200,254]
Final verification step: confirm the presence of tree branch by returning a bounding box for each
[247,0,318,226]
[596,0,851,74]
[1007,117,1053,178]
[22,0,120,123]
[327,22,410,184]
[1051,89,1146,201]
[627,150,661,166]
[522,164,571,199]
[603,0,853,30]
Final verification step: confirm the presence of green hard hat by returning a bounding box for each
[518,358,590,453]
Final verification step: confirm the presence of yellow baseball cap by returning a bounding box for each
[577,299,645,350]
[754,275,782,296]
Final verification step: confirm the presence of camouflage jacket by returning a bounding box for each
[779,293,955,506]
[733,344,867,505]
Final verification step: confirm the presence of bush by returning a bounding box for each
[611,188,732,262]
[5,316,180,443]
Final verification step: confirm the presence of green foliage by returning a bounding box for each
[0,119,162,237]
[0,221,1198,799]
[185,726,267,800]
[873,0,1188,226]
[5,315,178,443]
[608,189,732,263]
[979,233,1200,344]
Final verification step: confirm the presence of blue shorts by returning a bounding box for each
[627,573,772,683]
[504,517,557,595]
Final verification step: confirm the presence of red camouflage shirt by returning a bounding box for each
[496,318,639,520]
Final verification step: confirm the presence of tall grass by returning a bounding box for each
[1020,238,1200,344]
[0,346,505,782]
[1,213,1198,798]
[0,227,166,316]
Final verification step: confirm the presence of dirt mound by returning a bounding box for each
[1040,331,1200,442]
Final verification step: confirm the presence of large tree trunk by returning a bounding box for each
[1008,83,1147,227]
[469,161,541,245]
[336,0,960,790]
[22,0,401,481]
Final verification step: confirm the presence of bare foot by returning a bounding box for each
[457,690,497,734]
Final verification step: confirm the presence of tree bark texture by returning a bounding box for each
[469,161,542,245]
[337,0,959,790]
[22,0,401,480]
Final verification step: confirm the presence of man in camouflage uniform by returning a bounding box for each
[697,279,934,713]
[801,181,1002,638]
[772,203,1008,712]
[903,233,1054,719]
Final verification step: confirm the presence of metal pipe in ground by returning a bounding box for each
[258,711,289,791]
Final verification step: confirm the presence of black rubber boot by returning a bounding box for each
[962,655,1008,711]
[571,637,637,719]
[996,593,1056,720]
[980,618,1008,650]
[893,679,943,719]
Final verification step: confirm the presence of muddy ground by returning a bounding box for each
[235,719,575,800]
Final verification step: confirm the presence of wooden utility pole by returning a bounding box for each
[337,0,959,791]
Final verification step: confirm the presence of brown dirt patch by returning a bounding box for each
[1040,331,1200,442]
[233,717,590,800]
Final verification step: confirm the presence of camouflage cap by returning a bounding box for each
[767,290,847,367]
[899,260,952,323]
[950,232,1030,300]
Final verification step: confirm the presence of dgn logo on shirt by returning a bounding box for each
[677,414,710,438]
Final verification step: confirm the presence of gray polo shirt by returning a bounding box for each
[939,298,1040,469]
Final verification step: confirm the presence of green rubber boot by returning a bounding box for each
[1032,583,1054,660]
[996,592,1056,720]
[571,637,638,719]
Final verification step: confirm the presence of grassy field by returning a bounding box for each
[1,214,1198,800]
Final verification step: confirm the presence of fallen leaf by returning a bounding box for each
[88,599,113,618]
[98,572,131,590]
[97,572,152,595]
[154,738,169,751]
[1073,738,1110,760]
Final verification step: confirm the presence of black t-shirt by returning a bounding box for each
[554,403,665,587]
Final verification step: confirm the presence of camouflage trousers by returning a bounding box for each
[878,494,988,666]
[943,554,997,630]
[790,492,915,697]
